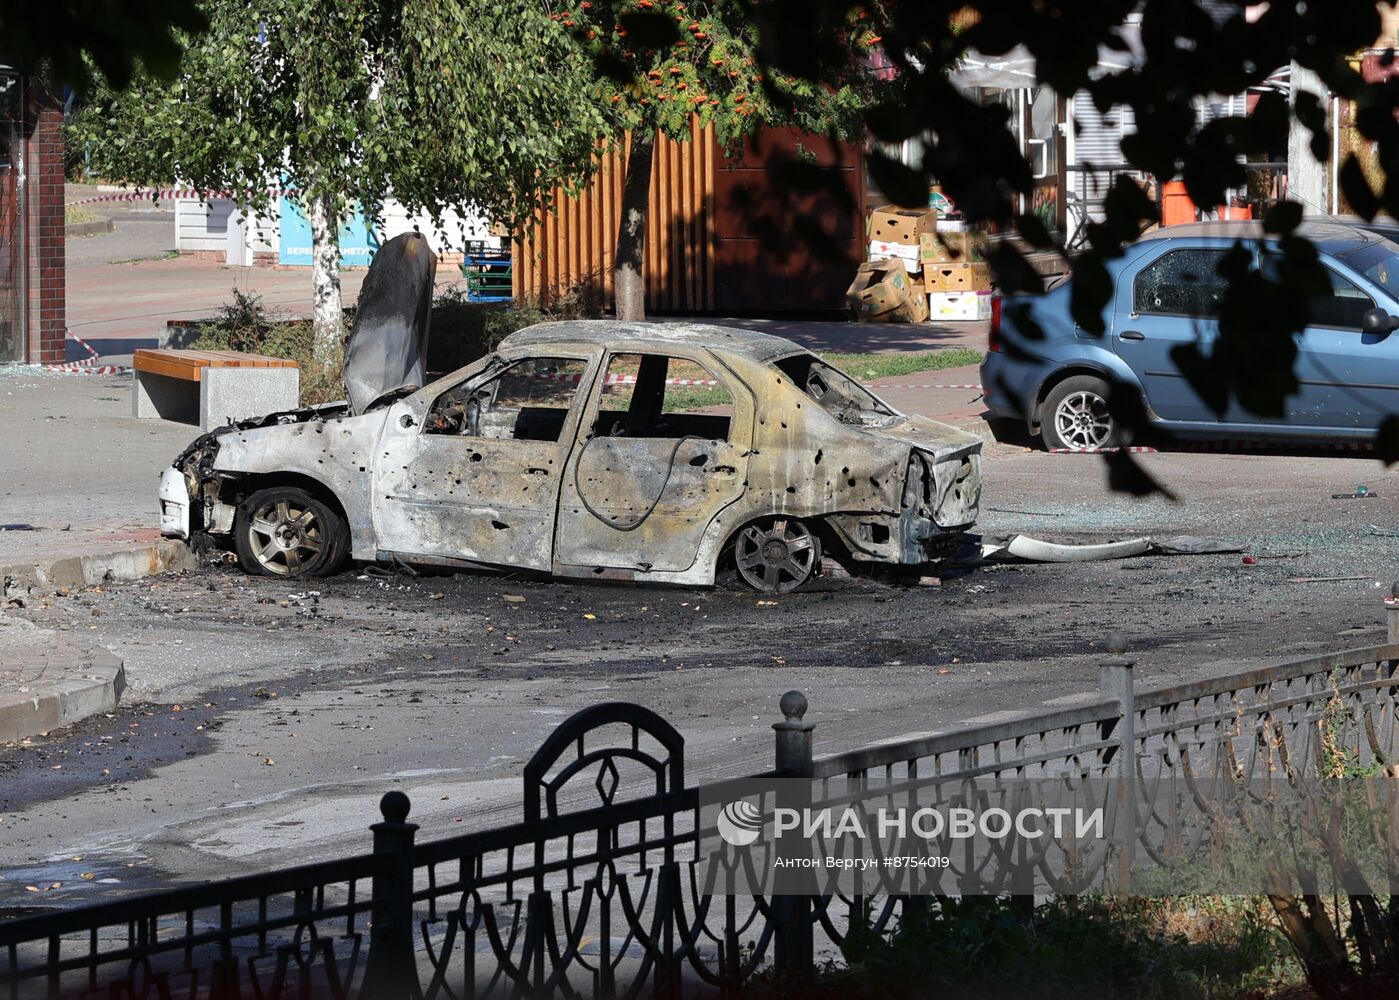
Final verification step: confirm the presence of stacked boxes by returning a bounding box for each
[851,204,992,322]
[845,257,929,323]
[867,207,938,274]
[919,230,991,319]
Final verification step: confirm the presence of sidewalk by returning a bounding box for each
[0,616,126,743]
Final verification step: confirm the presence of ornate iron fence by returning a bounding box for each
[6,605,1399,998]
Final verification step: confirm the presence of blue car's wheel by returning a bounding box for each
[1041,376,1124,452]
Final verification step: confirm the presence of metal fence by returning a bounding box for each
[6,604,1399,999]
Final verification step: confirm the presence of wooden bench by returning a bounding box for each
[132,349,301,430]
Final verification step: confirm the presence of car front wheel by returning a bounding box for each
[235,486,349,578]
[1040,375,1125,451]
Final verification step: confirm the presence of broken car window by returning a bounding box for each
[773,353,896,427]
[426,357,587,442]
[592,354,734,440]
[1133,248,1231,317]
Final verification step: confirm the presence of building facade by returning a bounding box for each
[0,70,65,365]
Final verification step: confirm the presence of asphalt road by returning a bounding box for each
[1,443,1397,911]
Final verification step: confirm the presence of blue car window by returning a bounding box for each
[1263,253,1375,330]
[1338,240,1399,299]
[1133,248,1231,317]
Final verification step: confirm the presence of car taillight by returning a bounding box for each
[988,296,1003,353]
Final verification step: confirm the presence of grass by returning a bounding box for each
[63,204,102,225]
[821,348,983,380]
[111,250,178,264]
[746,896,1299,1000]
[661,347,984,413]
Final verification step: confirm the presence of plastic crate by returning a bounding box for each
[460,241,513,303]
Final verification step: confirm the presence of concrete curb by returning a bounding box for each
[65,218,114,237]
[2,538,198,601]
[0,643,126,743]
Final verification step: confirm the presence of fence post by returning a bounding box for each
[1386,583,1399,645]
[361,791,421,1000]
[1097,633,1136,892]
[772,691,815,980]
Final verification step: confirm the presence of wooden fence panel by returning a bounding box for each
[512,124,716,312]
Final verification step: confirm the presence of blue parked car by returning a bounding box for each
[981,221,1399,450]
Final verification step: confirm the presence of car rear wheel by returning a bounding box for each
[1040,376,1125,451]
[734,518,820,593]
[235,486,348,578]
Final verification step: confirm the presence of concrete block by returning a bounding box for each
[133,369,199,423]
[200,367,299,430]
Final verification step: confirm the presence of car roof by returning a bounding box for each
[500,320,805,361]
[1137,219,1386,254]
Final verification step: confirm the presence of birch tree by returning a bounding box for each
[69,0,606,349]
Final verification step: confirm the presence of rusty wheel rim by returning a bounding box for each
[735,519,817,593]
[248,498,324,576]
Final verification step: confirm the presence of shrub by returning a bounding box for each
[745,896,1296,1000]
[190,281,604,407]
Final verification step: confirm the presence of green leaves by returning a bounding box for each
[6,0,210,94]
[617,10,682,48]
[69,0,606,240]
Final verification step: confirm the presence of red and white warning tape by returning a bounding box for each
[1048,446,1160,454]
[67,187,295,207]
[1051,440,1375,455]
[528,371,720,387]
[873,382,983,390]
[26,331,132,376]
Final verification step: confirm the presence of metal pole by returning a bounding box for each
[1386,582,1399,646]
[361,791,421,1000]
[772,691,814,979]
[1098,633,1136,892]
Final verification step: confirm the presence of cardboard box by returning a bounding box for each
[846,257,913,321]
[900,288,930,323]
[918,231,983,266]
[868,206,937,246]
[928,290,993,322]
[924,262,991,294]
[868,238,921,272]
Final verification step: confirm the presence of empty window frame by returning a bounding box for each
[426,357,587,442]
[592,353,734,440]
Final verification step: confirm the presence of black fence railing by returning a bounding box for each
[6,602,1399,998]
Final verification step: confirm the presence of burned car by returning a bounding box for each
[159,240,980,592]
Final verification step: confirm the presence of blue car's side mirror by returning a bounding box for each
[1361,307,1399,335]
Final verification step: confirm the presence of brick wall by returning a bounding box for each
[23,85,65,364]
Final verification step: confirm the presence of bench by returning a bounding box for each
[132,349,301,430]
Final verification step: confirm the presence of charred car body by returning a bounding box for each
[159,237,981,592]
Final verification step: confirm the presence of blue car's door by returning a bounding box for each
[1112,243,1235,422]
[1242,255,1387,430]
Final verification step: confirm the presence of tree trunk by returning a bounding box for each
[308,193,344,350]
[613,130,655,322]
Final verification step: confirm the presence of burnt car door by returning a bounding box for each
[555,350,753,574]
[371,351,599,570]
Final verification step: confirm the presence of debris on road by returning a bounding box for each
[978,534,1240,564]
[1287,575,1372,584]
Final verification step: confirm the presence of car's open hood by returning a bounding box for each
[341,232,437,415]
